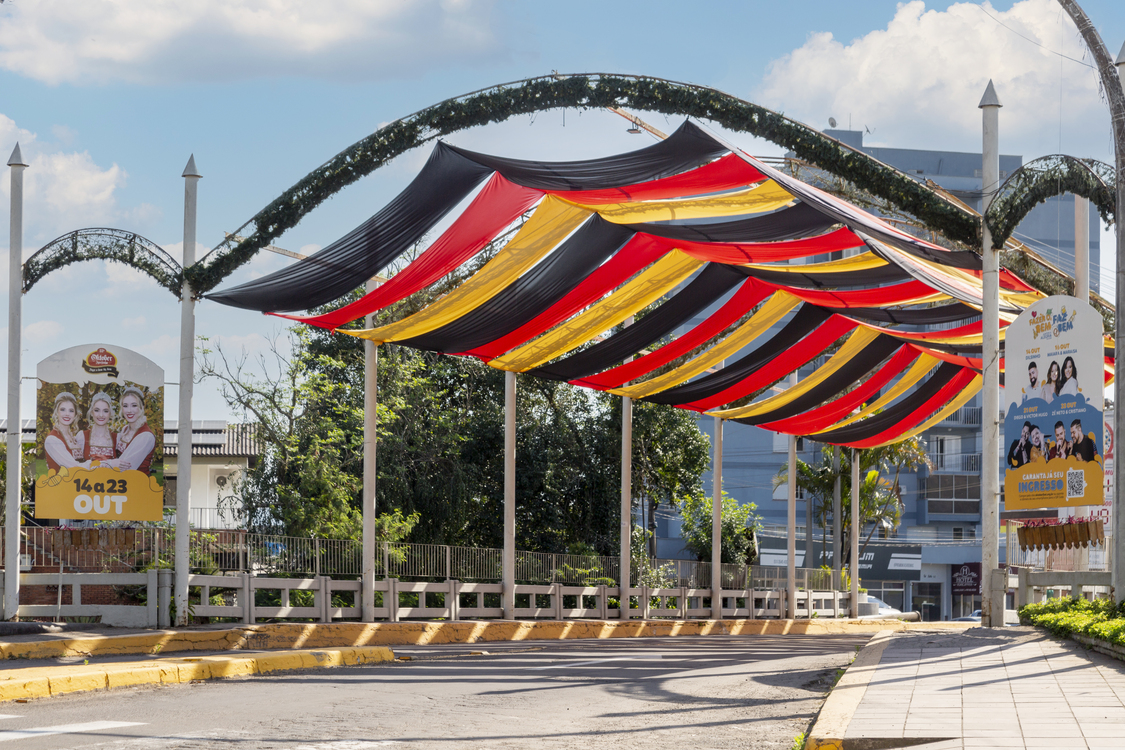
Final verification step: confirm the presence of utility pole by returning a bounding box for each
[4,144,27,621]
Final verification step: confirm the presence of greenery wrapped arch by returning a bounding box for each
[985,154,1116,249]
[23,227,182,297]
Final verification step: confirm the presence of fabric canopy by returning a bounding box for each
[206,119,1116,448]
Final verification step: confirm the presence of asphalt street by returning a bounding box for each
[0,633,870,749]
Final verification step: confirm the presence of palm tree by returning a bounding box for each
[775,438,929,568]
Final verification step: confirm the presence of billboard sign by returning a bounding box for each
[34,344,164,522]
[951,562,982,595]
[758,535,921,581]
[1003,296,1104,511]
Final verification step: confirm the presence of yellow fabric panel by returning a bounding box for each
[811,353,940,434]
[344,197,591,344]
[867,375,982,448]
[739,251,886,273]
[491,250,704,373]
[611,291,801,399]
[563,180,794,224]
[708,327,883,420]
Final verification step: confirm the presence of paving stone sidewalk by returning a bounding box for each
[845,627,1125,750]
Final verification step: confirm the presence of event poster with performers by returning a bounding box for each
[1004,296,1104,511]
[34,344,164,521]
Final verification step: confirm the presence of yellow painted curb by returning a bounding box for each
[0,618,964,661]
[804,630,896,750]
[0,646,394,704]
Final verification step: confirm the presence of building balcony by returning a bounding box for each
[927,451,982,473]
[939,406,982,427]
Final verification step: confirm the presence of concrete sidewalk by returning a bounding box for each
[808,627,1125,750]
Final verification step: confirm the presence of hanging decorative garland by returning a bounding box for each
[985,155,1116,249]
[24,228,183,296]
[188,74,984,295]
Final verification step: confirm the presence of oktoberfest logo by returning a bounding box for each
[82,347,120,378]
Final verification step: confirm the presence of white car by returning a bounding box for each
[866,595,902,615]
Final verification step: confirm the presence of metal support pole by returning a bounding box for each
[502,370,516,619]
[1075,195,1090,302]
[786,373,798,618]
[711,414,723,619]
[979,82,1003,628]
[620,394,632,620]
[361,278,378,621]
[4,144,26,621]
[832,446,841,588]
[850,449,860,617]
[175,155,201,626]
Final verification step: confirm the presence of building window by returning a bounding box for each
[925,474,981,515]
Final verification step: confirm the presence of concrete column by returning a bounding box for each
[1113,44,1125,604]
[361,278,379,622]
[832,446,841,588]
[711,414,723,619]
[175,155,201,626]
[502,370,516,619]
[979,82,1003,628]
[786,373,798,618]
[850,449,860,617]
[1075,195,1090,302]
[4,144,26,621]
[620,393,632,619]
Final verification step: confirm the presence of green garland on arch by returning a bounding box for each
[24,228,183,297]
[188,74,983,295]
[986,155,1116,249]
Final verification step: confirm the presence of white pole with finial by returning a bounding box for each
[4,144,27,621]
[979,80,1003,628]
[175,155,201,626]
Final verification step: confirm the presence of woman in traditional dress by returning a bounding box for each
[1058,356,1080,397]
[43,391,86,471]
[82,392,117,466]
[114,386,156,475]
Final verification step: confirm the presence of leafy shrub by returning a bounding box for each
[1020,597,1125,647]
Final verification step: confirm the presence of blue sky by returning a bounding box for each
[0,0,1121,420]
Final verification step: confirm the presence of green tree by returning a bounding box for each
[775,438,929,567]
[675,490,760,564]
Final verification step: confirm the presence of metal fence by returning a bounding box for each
[5,526,846,590]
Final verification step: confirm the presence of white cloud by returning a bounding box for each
[756,0,1111,159]
[24,320,63,341]
[121,315,146,329]
[135,333,179,359]
[0,0,508,85]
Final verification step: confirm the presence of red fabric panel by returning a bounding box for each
[278,174,544,330]
[548,154,763,204]
[465,233,670,361]
[668,227,864,264]
[961,265,1039,293]
[757,345,920,434]
[908,344,982,370]
[680,315,859,412]
[780,280,938,308]
[846,368,978,448]
[574,278,773,390]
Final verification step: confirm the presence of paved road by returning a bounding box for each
[0,633,869,749]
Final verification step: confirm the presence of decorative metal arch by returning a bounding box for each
[985,154,1116,249]
[24,228,182,297]
[187,73,982,295]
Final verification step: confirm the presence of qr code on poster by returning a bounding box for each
[1066,469,1086,500]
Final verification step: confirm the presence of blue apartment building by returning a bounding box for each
[643,129,1100,621]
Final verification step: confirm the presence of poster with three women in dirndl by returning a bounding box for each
[1003,296,1104,511]
[34,344,164,522]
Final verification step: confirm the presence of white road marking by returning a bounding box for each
[0,720,146,743]
[0,717,17,722]
[528,656,665,670]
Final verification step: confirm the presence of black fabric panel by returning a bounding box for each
[810,363,961,443]
[738,335,903,425]
[207,143,493,312]
[626,201,836,243]
[729,263,908,289]
[400,217,635,354]
[842,303,979,325]
[531,264,748,382]
[643,305,833,406]
[447,121,727,190]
